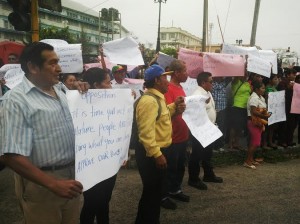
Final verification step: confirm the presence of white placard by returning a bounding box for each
[40,39,69,46]
[4,68,24,89]
[67,89,134,191]
[259,50,278,74]
[55,44,83,73]
[103,37,144,66]
[182,95,223,148]
[247,55,272,78]
[267,90,286,125]
[0,64,21,79]
[222,43,260,57]
[181,77,198,96]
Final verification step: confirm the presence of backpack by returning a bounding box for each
[129,92,162,149]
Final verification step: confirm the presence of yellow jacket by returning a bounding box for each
[136,88,176,158]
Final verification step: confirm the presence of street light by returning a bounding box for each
[154,0,167,53]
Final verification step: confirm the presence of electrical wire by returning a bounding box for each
[82,0,111,13]
[223,0,232,37]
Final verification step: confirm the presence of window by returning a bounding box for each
[161,33,166,40]
[169,33,175,39]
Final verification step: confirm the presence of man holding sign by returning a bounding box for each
[0,42,83,224]
[135,65,186,224]
[188,72,223,190]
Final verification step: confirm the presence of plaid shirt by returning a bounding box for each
[211,81,227,112]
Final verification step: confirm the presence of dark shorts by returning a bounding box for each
[228,107,247,131]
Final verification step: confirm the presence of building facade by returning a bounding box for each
[160,27,202,51]
[0,0,130,55]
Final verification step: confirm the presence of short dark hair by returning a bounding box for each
[196,72,212,86]
[83,67,107,89]
[169,59,185,72]
[252,80,264,91]
[19,42,54,74]
[143,79,156,89]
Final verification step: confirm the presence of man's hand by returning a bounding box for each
[48,179,83,199]
[155,154,167,169]
[74,80,90,94]
[174,96,186,114]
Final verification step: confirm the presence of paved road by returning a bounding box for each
[1,158,299,224]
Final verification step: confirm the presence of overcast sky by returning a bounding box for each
[72,0,300,54]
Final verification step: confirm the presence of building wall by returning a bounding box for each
[160,27,202,51]
[0,0,129,55]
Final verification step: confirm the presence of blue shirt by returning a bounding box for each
[0,77,75,167]
[211,81,227,112]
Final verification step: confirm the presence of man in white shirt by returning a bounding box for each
[188,72,223,190]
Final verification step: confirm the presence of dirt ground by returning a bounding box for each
[0,158,300,224]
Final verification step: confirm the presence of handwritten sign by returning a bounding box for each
[181,77,198,96]
[259,50,278,74]
[103,37,144,66]
[267,90,286,125]
[40,39,69,46]
[178,48,203,78]
[247,54,272,78]
[114,79,144,100]
[0,64,20,79]
[67,89,134,191]
[55,44,83,73]
[4,68,24,89]
[157,52,175,69]
[203,53,245,77]
[291,83,300,114]
[182,95,223,148]
[222,43,260,57]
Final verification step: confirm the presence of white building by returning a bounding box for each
[0,0,130,55]
[160,27,201,51]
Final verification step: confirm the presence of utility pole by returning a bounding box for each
[31,0,39,42]
[250,0,261,46]
[202,0,208,52]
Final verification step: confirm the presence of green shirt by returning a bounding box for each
[232,80,251,108]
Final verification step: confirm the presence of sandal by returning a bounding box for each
[243,162,256,169]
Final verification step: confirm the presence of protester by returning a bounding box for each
[7,53,19,64]
[161,59,189,210]
[135,64,185,224]
[211,77,229,151]
[80,67,117,224]
[264,74,279,149]
[277,68,298,147]
[228,73,251,150]
[0,42,83,224]
[111,65,128,85]
[61,73,77,90]
[244,81,271,169]
[188,72,223,191]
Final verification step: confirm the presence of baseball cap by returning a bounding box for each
[112,65,124,73]
[144,64,173,81]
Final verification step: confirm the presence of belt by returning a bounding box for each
[40,161,75,171]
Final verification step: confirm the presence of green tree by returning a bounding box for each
[160,47,177,58]
[39,26,76,43]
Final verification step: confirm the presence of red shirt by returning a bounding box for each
[164,82,189,143]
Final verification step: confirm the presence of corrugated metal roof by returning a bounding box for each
[63,0,99,17]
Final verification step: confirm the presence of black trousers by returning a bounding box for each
[278,113,299,145]
[135,142,166,224]
[162,141,187,195]
[188,135,214,181]
[80,174,117,224]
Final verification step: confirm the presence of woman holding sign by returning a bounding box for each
[80,67,116,224]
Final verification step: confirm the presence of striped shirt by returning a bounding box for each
[0,77,75,167]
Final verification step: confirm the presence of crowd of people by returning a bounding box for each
[0,41,299,224]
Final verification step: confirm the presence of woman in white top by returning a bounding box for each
[244,81,271,169]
